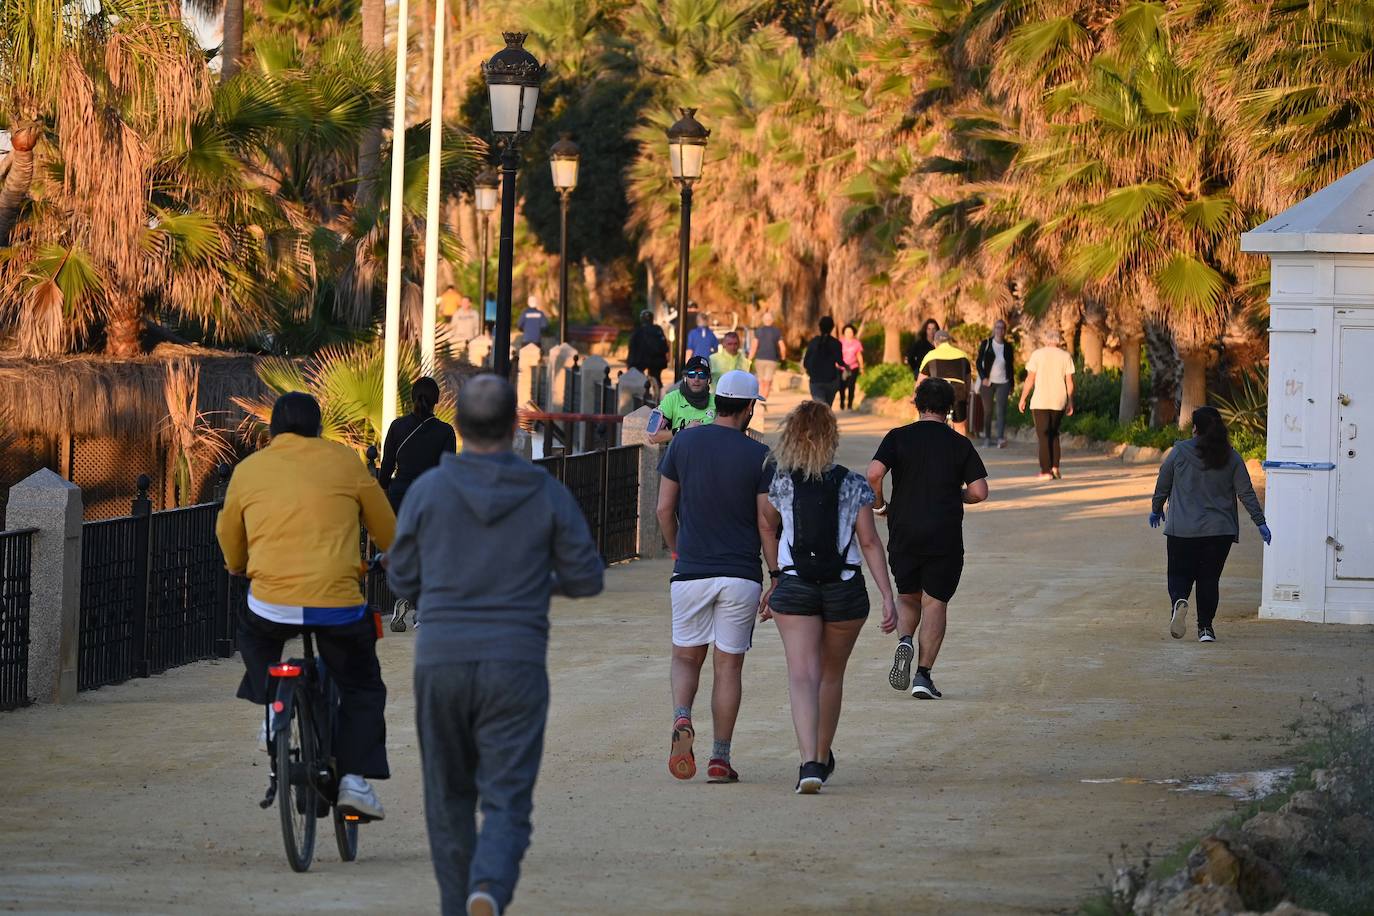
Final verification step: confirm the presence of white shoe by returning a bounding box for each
[337,775,385,821]
[467,890,500,916]
[257,721,268,753]
[1169,599,1189,640]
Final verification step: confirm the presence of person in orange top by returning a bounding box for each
[216,392,396,821]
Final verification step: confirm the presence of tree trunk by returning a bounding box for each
[0,123,41,245]
[883,319,903,364]
[1146,321,1179,427]
[1118,333,1142,425]
[1080,322,1104,373]
[1178,348,1208,429]
[358,0,386,207]
[220,0,244,82]
[104,293,143,357]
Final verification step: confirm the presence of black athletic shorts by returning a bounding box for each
[769,573,869,623]
[891,553,963,603]
[950,398,968,424]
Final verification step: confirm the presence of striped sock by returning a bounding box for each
[674,705,691,723]
[711,739,731,763]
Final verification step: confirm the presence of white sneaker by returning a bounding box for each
[337,775,385,821]
[467,890,500,916]
[1169,599,1189,640]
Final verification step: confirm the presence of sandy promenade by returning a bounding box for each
[3,387,1371,915]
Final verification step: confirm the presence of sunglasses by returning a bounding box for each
[683,370,709,379]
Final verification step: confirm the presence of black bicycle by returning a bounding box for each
[258,631,371,872]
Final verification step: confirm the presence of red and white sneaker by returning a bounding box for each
[706,758,739,783]
[669,717,696,780]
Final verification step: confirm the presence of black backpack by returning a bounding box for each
[783,465,860,585]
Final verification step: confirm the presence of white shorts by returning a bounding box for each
[670,577,761,654]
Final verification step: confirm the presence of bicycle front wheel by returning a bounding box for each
[276,696,318,872]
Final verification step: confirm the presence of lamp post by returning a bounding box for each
[473,166,499,346]
[549,133,580,345]
[482,32,546,379]
[666,107,709,375]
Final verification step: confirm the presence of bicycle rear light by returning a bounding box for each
[269,663,302,677]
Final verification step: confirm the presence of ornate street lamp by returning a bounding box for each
[666,107,709,375]
[473,166,499,346]
[482,32,546,378]
[549,133,580,345]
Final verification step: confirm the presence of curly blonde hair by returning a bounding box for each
[771,400,838,480]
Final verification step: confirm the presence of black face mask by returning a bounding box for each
[682,381,711,409]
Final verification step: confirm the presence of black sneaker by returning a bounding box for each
[911,671,942,699]
[1169,598,1188,639]
[1198,626,1216,643]
[889,641,914,691]
[795,761,825,795]
[390,599,410,633]
[821,750,835,785]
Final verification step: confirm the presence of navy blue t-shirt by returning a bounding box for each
[658,423,770,583]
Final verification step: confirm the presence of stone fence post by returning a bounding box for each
[616,367,648,414]
[4,469,82,704]
[622,406,666,559]
[547,343,578,411]
[578,355,610,451]
[516,343,542,405]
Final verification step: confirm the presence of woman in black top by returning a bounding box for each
[379,376,457,512]
[906,318,940,377]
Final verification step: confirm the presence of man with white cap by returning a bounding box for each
[656,370,770,784]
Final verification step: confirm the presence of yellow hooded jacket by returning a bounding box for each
[215,434,396,607]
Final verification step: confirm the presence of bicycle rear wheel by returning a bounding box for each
[333,806,359,861]
[276,695,318,872]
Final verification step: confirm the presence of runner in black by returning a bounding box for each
[867,378,989,699]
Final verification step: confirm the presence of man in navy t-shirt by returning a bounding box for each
[518,294,550,348]
[656,370,769,784]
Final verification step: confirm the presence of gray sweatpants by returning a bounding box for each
[415,660,550,914]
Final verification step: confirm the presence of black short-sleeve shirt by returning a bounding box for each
[873,421,987,556]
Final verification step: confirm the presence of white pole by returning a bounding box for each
[382,0,410,438]
[420,0,445,368]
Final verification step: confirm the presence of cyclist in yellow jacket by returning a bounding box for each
[216,392,396,821]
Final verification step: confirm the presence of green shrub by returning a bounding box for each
[860,321,913,367]
[948,322,989,355]
[858,363,915,401]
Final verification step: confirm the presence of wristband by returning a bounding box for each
[768,569,781,579]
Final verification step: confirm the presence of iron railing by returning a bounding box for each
[0,527,35,710]
[534,445,641,563]
[78,472,238,691]
[630,378,659,411]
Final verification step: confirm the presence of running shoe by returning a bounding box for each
[821,750,836,785]
[706,758,739,784]
[889,641,914,691]
[1199,626,1216,643]
[795,761,825,795]
[390,599,410,633]
[911,671,942,699]
[466,890,500,916]
[1169,598,1189,640]
[669,717,696,780]
[1037,473,1054,481]
[1051,468,1063,479]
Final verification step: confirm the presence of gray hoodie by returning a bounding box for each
[387,450,604,666]
[1152,439,1266,542]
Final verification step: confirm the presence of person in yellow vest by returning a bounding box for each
[709,331,750,383]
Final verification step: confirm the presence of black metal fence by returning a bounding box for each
[534,445,641,563]
[630,377,660,411]
[0,527,35,710]
[77,474,239,691]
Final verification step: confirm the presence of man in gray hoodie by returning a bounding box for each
[387,374,603,916]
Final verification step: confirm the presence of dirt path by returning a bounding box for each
[3,391,1371,915]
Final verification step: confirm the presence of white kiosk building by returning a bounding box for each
[1241,160,1374,625]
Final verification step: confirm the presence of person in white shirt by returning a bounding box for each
[1018,329,1076,479]
[446,291,482,363]
[975,320,1015,448]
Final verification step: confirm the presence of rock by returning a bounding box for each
[1311,769,1355,807]
[1159,884,1245,916]
[1123,444,1166,464]
[1241,811,1322,862]
[1134,870,1193,916]
[1237,902,1330,916]
[1280,790,1328,820]
[1335,813,1374,850]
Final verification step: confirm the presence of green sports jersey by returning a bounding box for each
[658,388,715,432]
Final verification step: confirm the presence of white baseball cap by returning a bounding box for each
[715,369,766,402]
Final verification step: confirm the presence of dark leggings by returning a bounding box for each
[839,371,859,409]
[1032,409,1065,473]
[1166,535,1234,629]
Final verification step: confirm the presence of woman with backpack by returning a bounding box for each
[757,401,898,794]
